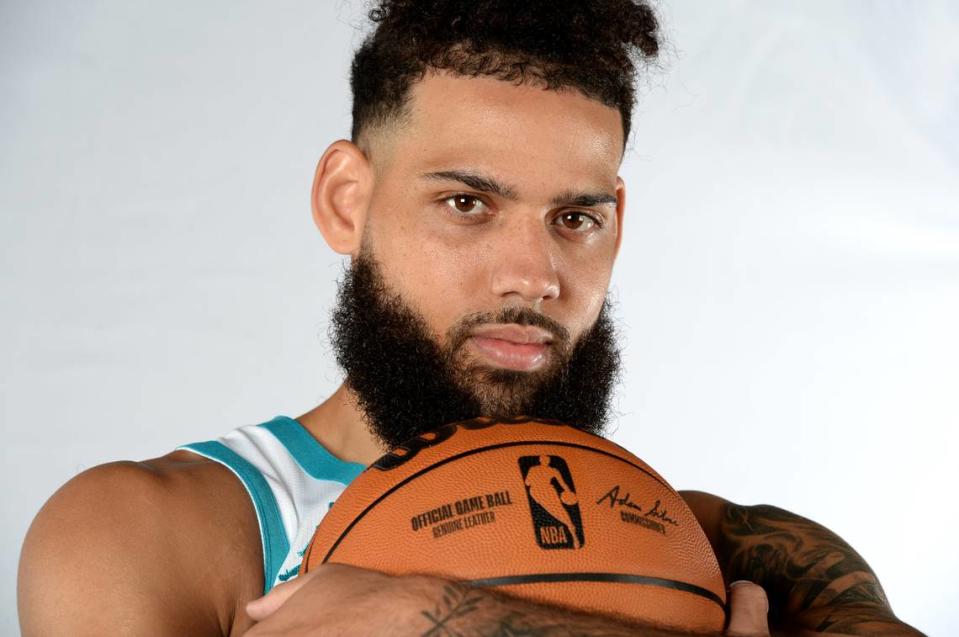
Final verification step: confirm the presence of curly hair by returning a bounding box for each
[350,0,660,146]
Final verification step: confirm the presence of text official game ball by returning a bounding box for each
[301,417,726,632]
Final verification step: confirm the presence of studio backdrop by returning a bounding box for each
[2,1,957,634]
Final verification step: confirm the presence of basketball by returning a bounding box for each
[301,416,726,632]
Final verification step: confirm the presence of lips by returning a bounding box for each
[469,324,553,345]
[467,324,553,371]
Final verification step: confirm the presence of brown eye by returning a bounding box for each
[454,195,478,212]
[444,194,488,216]
[558,212,597,232]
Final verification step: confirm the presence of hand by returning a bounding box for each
[245,563,435,636]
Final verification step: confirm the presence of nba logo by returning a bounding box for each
[518,455,585,549]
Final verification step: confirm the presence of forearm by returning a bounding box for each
[244,564,740,637]
[416,580,716,637]
[717,503,923,636]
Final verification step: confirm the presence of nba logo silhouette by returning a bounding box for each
[518,455,585,549]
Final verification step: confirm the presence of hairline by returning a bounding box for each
[354,70,628,161]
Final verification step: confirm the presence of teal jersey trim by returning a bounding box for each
[277,537,313,582]
[179,440,290,595]
[261,416,366,484]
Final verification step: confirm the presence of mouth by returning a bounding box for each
[468,336,549,371]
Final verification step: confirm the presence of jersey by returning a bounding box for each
[177,415,366,594]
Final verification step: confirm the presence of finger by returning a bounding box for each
[246,570,317,621]
[725,580,770,637]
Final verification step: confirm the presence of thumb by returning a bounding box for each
[245,570,317,621]
[725,580,770,637]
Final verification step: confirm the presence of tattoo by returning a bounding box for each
[421,583,485,637]
[718,502,908,634]
[418,583,685,637]
[481,615,640,637]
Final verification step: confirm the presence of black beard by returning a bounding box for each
[329,251,622,450]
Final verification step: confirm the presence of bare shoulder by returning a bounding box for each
[677,489,729,512]
[18,450,262,637]
[677,489,729,546]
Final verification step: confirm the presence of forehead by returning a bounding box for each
[377,73,624,181]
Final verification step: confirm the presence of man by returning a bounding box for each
[18,1,923,635]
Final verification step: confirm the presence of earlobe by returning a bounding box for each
[311,140,372,255]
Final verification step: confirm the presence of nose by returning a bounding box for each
[489,216,561,306]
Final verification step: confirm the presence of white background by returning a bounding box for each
[2,1,957,634]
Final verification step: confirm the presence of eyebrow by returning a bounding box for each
[420,169,618,209]
[549,190,618,208]
[421,170,519,200]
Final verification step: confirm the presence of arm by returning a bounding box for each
[244,563,771,636]
[389,578,691,637]
[680,491,924,636]
[18,456,261,636]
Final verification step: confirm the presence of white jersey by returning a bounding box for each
[177,416,365,593]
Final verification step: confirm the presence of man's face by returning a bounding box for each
[332,73,626,448]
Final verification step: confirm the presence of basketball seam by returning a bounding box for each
[467,571,726,609]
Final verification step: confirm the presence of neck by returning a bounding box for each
[295,383,387,465]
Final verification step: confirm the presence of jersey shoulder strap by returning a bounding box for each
[177,415,366,593]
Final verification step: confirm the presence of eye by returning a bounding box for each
[556,211,601,233]
[444,194,488,216]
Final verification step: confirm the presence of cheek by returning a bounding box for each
[367,216,482,337]
[564,261,612,335]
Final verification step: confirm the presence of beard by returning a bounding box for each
[329,250,622,450]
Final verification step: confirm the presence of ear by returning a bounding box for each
[311,140,373,256]
[612,176,626,261]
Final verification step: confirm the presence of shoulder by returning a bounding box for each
[678,490,730,536]
[678,489,814,550]
[18,451,262,637]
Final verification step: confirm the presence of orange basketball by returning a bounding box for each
[301,416,725,632]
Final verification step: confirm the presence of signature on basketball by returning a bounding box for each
[596,485,679,526]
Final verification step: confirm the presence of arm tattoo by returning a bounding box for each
[718,502,921,634]
[421,583,486,637]
[418,582,692,637]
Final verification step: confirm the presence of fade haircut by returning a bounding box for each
[349,0,660,146]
